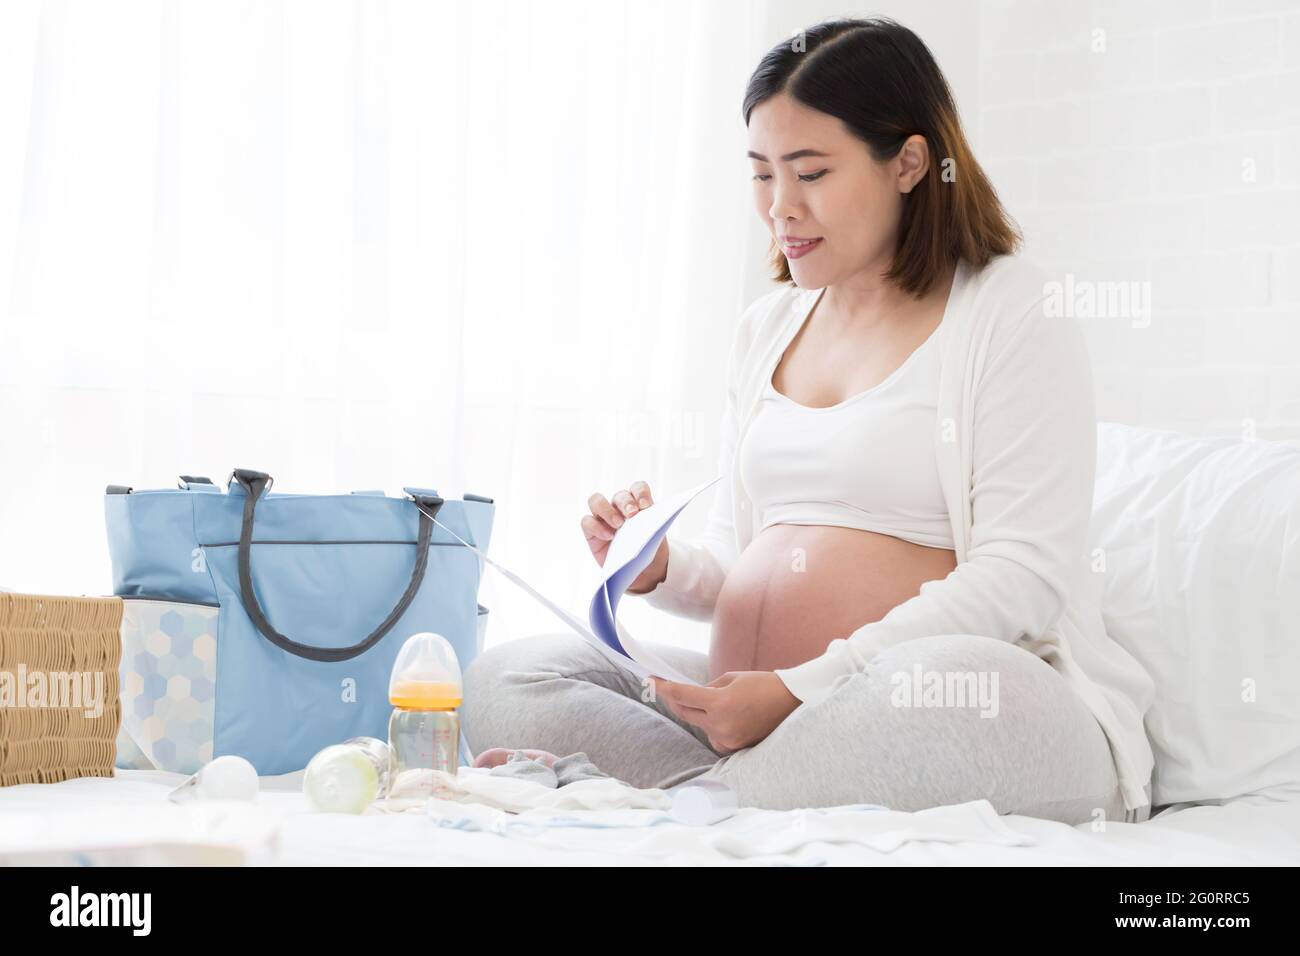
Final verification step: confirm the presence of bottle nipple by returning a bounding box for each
[387,631,463,710]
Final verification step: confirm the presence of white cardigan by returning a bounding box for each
[637,254,1157,813]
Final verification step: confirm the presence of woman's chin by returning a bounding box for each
[788,262,829,288]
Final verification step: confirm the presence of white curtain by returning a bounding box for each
[0,0,779,648]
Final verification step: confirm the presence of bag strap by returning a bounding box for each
[230,468,443,663]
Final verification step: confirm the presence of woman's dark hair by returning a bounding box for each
[743,17,1020,296]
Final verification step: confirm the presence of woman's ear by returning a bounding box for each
[896,134,930,194]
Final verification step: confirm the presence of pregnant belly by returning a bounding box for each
[709,524,957,680]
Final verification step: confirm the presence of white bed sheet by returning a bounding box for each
[2,770,1298,866]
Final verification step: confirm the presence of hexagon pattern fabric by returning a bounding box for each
[115,598,218,775]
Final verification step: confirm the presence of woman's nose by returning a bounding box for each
[768,179,801,222]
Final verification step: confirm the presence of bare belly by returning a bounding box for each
[709,524,957,680]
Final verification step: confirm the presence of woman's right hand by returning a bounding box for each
[582,481,668,592]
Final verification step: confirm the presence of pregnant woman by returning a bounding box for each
[462,17,1157,824]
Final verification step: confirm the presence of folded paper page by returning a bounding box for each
[586,476,722,684]
[421,475,722,687]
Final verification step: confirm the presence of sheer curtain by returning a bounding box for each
[0,0,779,649]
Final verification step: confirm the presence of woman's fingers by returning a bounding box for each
[660,691,709,728]
[580,513,613,543]
[629,481,654,509]
[655,679,711,718]
[611,489,638,517]
[614,479,654,518]
[662,682,717,712]
[587,492,624,531]
[584,482,654,556]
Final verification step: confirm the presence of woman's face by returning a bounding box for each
[747,92,924,290]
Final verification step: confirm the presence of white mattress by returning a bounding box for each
[2,770,1299,866]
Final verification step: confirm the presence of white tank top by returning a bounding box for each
[738,309,954,550]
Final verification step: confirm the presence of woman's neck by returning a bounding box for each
[822,261,957,332]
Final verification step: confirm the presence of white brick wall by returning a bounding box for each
[976,0,1300,439]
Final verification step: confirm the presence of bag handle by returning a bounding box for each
[230,468,443,663]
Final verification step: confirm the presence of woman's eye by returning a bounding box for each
[750,170,826,183]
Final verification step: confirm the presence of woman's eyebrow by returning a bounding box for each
[746,148,831,162]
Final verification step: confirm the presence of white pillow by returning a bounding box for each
[1090,422,1300,807]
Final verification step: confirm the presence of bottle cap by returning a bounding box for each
[388,631,463,710]
[168,755,259,804]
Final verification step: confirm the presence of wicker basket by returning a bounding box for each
[0,593,122,786]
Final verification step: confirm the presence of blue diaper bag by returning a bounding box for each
[105,469,493,775]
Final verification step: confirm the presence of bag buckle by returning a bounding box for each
[405,488,444,520]
[228,469,274,496]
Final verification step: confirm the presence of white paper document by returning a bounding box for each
[423,476,722,686]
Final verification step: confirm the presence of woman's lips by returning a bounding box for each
[782,237,823,260]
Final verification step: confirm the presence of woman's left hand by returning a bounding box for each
[649,671,801,754]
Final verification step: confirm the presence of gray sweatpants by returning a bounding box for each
[461,631,1146,825]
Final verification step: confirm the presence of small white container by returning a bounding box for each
[670,778,739,825]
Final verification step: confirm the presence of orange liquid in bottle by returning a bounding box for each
[389,679,462,711]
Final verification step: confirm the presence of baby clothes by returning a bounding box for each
[488,750,612,789]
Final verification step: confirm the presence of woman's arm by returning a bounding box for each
[774,295,1098,704]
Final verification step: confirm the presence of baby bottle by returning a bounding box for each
[386,631,463,804]
[302,736,390,814]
